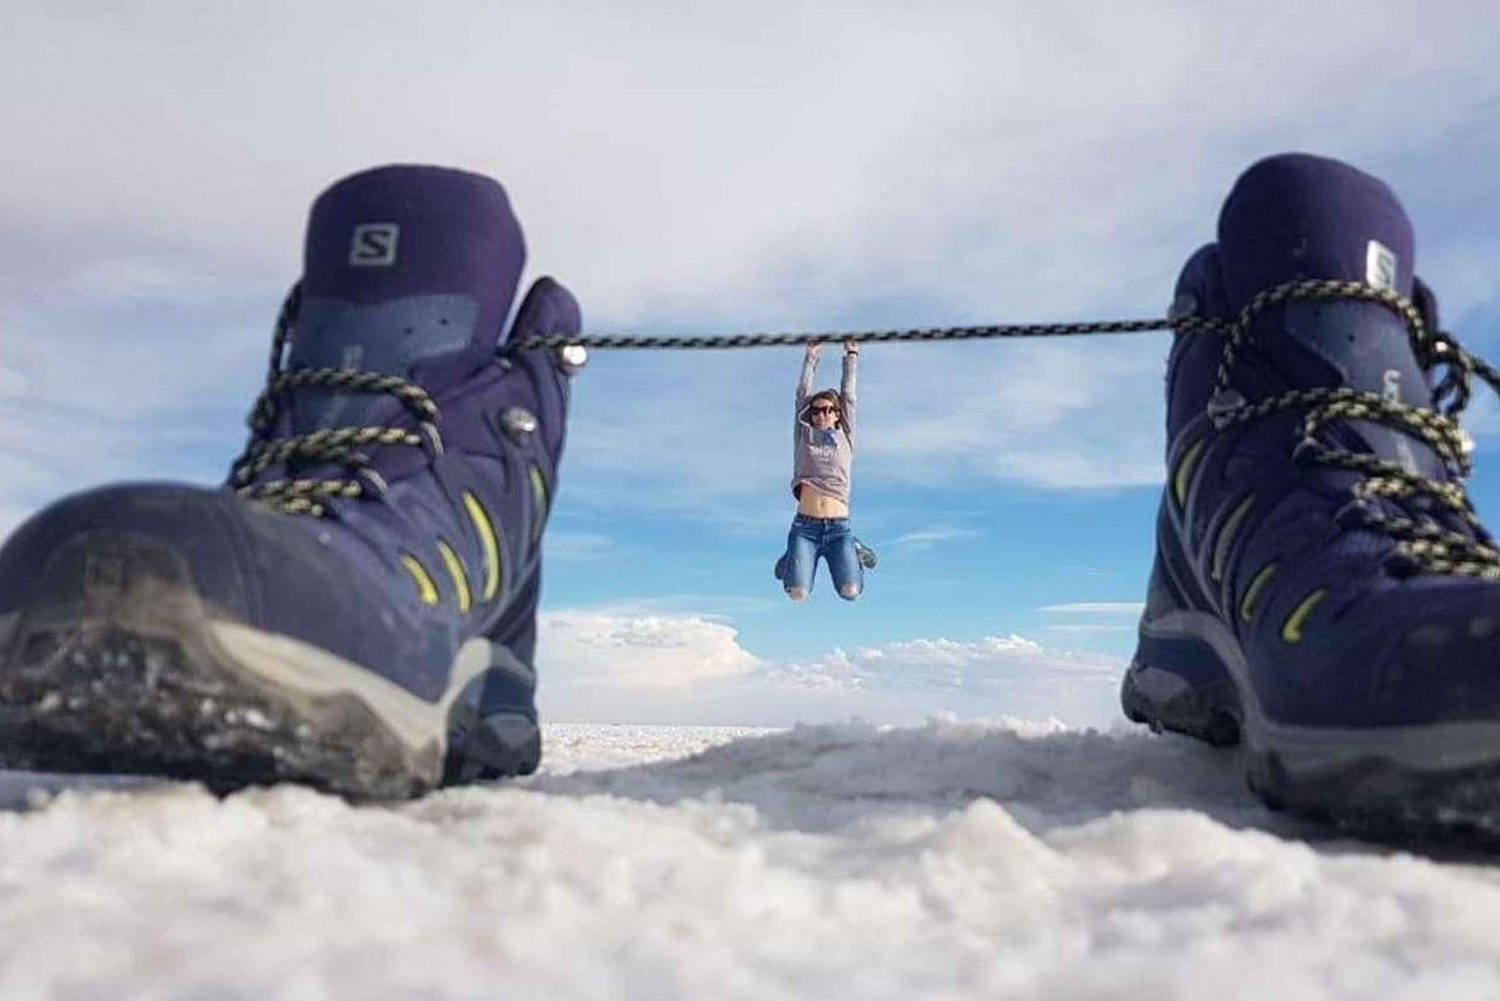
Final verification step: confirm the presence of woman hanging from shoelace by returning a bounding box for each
[774,340,876,602]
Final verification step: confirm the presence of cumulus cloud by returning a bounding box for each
[539,610,763,691]
[766,635,1122,725]
[537,610,1125,729]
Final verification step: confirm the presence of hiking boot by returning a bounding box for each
[0,165,579,798]
[853,537,877,570]
[1121,152,1500,834]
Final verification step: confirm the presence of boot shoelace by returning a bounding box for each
[230,279,1500,579]
[1195,279,1500,579]
[229,285,444,518]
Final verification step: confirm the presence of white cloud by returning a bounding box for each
[539,610,763,692]
[559,332,1170,522]
[883,526,985,548]
[4,0,1500,527]
[537,609,1125,729]
[840,336,1171,493]
[0,504,27,542]
[60,256,249,306]
[773,634,1119,690]
[5,2,1498,320]
[543,532,613,562]
[0,261,280,530]
[1039,603,1146,615]
[0,304,28,399]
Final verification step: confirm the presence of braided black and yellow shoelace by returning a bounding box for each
[230,279,1500,573]
[229,286,445,518]
[1195,279,1500,579]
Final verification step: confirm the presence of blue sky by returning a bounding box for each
[3,1,1500,728]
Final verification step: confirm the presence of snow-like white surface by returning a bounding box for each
[3,720,1500,999]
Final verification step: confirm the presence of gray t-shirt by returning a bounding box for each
[791,349,858,505]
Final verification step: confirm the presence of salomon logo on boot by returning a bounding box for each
[349,222,401,267]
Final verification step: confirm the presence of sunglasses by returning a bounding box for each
[809,405,838,415]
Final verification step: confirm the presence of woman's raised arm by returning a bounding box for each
[796,341,821,417]
[840,341,858,442]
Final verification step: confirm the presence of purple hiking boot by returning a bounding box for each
[1121,153,1500,836]
[0,165,582,798]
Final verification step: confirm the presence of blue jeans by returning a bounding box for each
[781,514,863,600]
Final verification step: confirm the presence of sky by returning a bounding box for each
[4,1,1500,728]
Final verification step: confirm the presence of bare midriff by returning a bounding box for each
[796,481,849,519]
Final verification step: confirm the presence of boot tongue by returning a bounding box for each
[1217,153,1440,478]
[287,164,525,433]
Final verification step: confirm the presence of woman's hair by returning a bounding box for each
[804,389,844,428]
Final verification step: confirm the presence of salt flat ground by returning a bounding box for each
[2,720,1500,1000]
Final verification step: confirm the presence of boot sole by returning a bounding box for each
[0,530,507,799]
[1129,608,1500,839]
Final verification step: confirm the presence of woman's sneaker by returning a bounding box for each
[0,165,581,798]
[1121,153,1500,837]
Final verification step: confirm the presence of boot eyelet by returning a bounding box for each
[500,407,538,442]
[558,344,589,374]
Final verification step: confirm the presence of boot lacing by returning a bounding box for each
[1192,279,1500,579]
[228,284,445,518]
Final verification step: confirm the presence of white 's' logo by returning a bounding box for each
[1366,239,1397,291]
[1382,369,1402,403]
[350,223,400,267]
